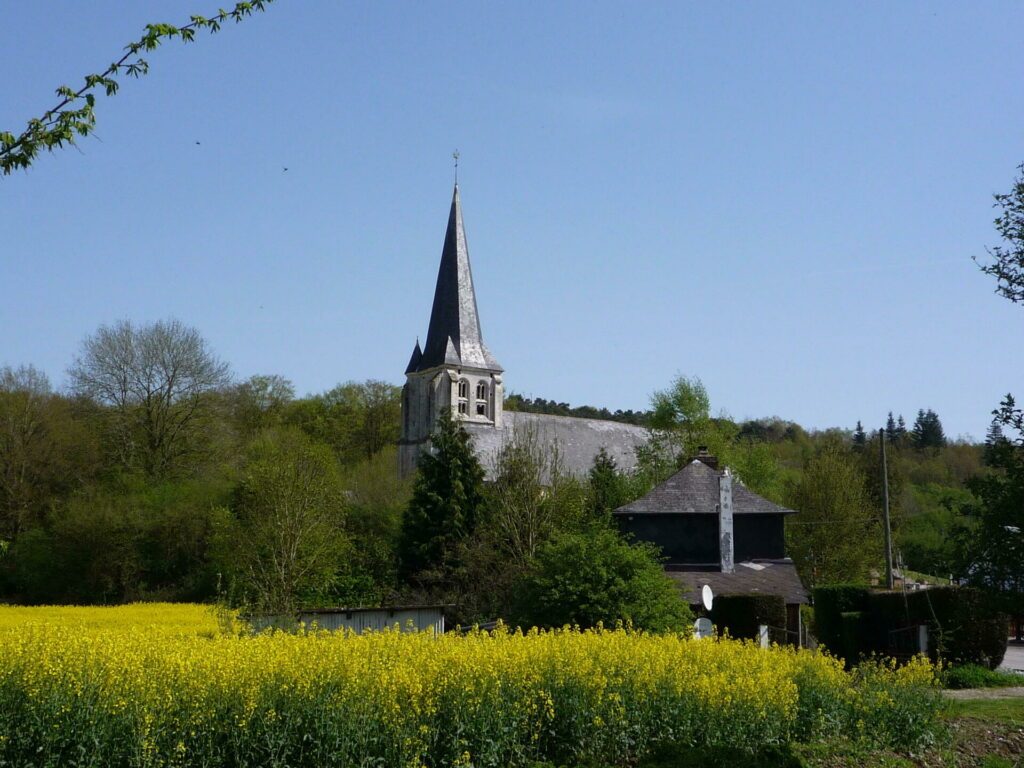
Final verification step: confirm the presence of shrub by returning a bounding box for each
[711,594,786,641]
[511,527,693,632]
[812,584,870,653]
[943,663,1024,689]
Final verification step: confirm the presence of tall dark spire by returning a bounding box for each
[414,185,502,372]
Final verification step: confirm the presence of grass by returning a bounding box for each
[946,696,1024,726]
[902,571,953,586]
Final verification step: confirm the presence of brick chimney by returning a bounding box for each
[719,468,734,573]
[694,446,719,470]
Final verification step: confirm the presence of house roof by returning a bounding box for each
[464,411,650,482]
[668,560,809,605]
[613,459,795,516]
[414,184,502,373]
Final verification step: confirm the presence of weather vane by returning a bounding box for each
[453,149,459,184]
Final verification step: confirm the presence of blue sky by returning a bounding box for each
[2,1,1022,439]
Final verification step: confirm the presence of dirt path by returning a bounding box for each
[944,686,1024,700]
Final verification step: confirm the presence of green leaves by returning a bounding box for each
[1,0,275,176]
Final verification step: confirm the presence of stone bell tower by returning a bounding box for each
[399,184,504,477]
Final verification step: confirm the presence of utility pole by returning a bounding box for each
[879,427,894,589]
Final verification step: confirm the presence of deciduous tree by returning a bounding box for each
[786,444,881,588]
[69,319,231,477]
[511,527,692,632]
[219,429,350,613]
[975,162,1024,303]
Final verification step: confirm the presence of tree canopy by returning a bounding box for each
[511,526,692,633]
[976,162,1024,304]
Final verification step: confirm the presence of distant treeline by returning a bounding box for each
[1,320,1014,625]
[504,394,651,425]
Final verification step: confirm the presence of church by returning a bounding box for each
[398,184,808,630]
[399,184,650,480]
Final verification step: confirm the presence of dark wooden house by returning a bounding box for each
[614,454,808,638]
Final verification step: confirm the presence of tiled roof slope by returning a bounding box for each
[614,459,795,516]
[668,560,809,605]
[464,411,649,482]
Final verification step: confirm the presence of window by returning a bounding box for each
[457,378,469,415]
[475,381,488,417]
[458,379,469,399]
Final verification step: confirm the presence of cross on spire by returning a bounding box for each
[453,149,459,185]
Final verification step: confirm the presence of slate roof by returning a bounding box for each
[464,411,650,482]
[404,340,423,374]
[614,459,795,516]
[668,560,809,605]
[413,185,502,373]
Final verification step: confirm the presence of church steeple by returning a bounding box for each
[400,182,505,478]
[414,184,502,373]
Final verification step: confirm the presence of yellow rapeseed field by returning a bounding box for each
[0,604,941,767]
[0,602,238,635]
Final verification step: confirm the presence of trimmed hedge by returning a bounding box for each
[814,584,1009,669]
[811,585,871,654]
[840,611,869,666]
[711,594,786,641]
[864,587,1008,668]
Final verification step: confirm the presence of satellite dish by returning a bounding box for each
[694,617,713,639]
[702,584,714,611]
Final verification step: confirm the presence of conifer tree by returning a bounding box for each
[588,447,628,518]
[895,415,908,444]
[911,409,947,449]
[886,412,898,444]
[984,419,1009,466]
[853,421,867,449]
[398,411,485,585]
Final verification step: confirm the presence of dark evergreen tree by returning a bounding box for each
[886,412,898,444]
[398,411,486,585]
[895,415,908,444]
[984,419,1010,466]
[911,409,947,449]
[852,421,867,449]
[588,447,628,518]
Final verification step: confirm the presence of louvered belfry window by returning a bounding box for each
[476,381,488,417]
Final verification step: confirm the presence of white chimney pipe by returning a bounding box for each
[719,468,734,573]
